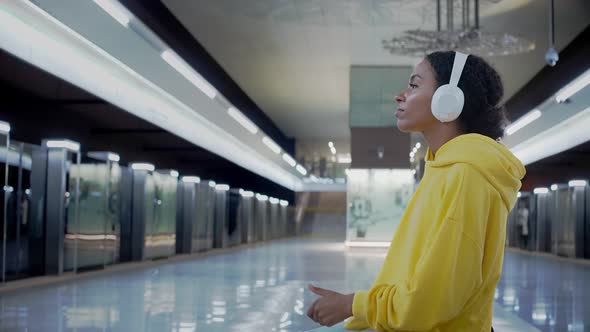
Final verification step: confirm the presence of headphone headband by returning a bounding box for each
[449,52,468,87]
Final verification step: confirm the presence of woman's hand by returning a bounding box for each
[307,284,355,327]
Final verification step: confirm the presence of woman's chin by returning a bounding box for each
[396,121,413,133]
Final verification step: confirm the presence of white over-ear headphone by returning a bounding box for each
[431,52,469,123]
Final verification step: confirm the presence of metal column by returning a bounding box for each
[176,180,196,254]
[44,149,67,275]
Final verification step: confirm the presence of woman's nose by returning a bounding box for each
[395,92,404,103]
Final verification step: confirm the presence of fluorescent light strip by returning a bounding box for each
[1,2,302,191]
[555,69,590,103]
[345,241,390,248]
[279,200,289,207]
[282,154,297,167]
[131,163,155,172]
[517,192,522,198]
[533,187,549,195]
[269,197,279,204]
[262,136,281,154]
[88,151,120,162]
[256,194,268,201]
[208,181,216,188]
[170,170,179,178]
[241,190,254,197]
[65,234,117,241]
[228,107,258,134]
[182,176,200,183]
[93,0,130,27]
[295,164,307,175]
[505,109,542,136]
[337,156,352,164]
[161,49,217,99]
[511,106,590,165]
[568,180,587,187]
[45,139,80,152]
[108,153,120,162]
[215,184,230,191]
[551,184,558,191]
[0,121,10,133]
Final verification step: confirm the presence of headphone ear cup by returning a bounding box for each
[431,84,464,123]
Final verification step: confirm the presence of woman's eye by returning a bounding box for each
[409,84,418,89]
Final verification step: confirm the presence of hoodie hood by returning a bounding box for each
[426,133,526,210]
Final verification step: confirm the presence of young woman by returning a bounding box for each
[306,51,525,331]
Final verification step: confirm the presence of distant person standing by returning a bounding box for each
[516,200,529,249]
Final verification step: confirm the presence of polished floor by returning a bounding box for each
[496,249,590,332]
[0,238,587,331]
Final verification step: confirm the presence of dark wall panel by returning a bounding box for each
[351,127,410,169]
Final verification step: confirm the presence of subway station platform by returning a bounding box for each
[1,237,585,331]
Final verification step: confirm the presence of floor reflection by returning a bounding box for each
[495,250,590,332]
[0,239,580,331]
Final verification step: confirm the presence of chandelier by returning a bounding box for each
[382,0,535,57]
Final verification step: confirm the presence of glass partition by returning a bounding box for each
[1,140,40,281]
[65,154,121,271]
[346,169,415,245]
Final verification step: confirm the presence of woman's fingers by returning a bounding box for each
[307,300,317,320]
[308,284,334,297]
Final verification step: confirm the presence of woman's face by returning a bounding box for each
[394,59,439,132]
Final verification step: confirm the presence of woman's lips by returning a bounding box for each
[395,108,405,118]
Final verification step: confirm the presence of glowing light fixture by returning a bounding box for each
[555,69,590,103]
[295,164,307,175]
[241,191,254,197]
[282,154,297,167]
[45,140,80,152]
[263,136,281,154]
[161,49,217,99]
[94,0,130,27]
[505,109,542,136]
[228,107,258,134]
[256,194,269,201]
[533,187,549,194]
[182,176,201,183]
[131,163,155,171]
[215,184,230,191]
[568,180,587,187]
[337,154,352,164]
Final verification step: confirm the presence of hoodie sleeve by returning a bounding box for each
[350,165,488,331]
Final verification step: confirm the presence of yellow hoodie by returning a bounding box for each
[345,134,525,332]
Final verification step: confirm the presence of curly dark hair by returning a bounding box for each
[426,51,507,140]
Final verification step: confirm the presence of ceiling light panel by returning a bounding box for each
[0,1,304,190]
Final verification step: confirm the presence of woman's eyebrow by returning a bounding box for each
[409,74,422,82]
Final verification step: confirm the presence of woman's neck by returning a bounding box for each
[422,122,463,156]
